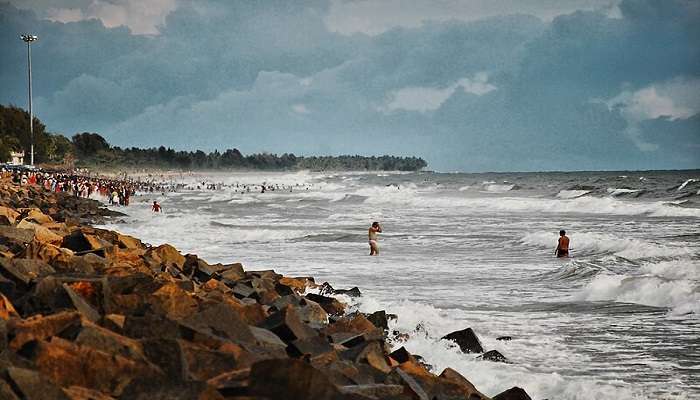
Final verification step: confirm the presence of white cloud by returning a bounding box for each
[325,0,621,35]
[605,76,700,151]
[45,0,177,35]
[383,72,496,113]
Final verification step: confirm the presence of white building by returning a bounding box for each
[9,151,24,165]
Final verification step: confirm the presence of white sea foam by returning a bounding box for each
[677,178,696,191]
[557,190,591,199]
[607,188,641,196]
[484,184,515,193]
[520,231,693,259]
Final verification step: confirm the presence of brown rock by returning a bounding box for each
[116,234,142,250]
[23,242,76,270]
[63,386,116,400]
[0,378,20,400]
[24,208,54,224]
[339,384,405,398]
[17,220,63,244]
[8,311,82,350]
[0,226,35,248]
[6,366,70,400]
[0,293,18,320]
[305,293,346,316]
[149,283,199,320]
[322,313,379,337]
[182,303,256,344]
[181,340,241,381]
[0,257,55,285]
[0,206,20,225]
[28,337,162,395]
[145,244,186,270]
[75,320,146,362]
[493,387,532,400]
[248,358,341,400]
[259,304,317,344]
[439,368,489,400]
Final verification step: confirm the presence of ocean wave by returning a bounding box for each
[556,190,591,199]
[607,188,643,197]
[575,268,700,316]
[520,231,694,260]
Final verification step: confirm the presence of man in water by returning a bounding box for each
[152,201,162,213]
[368,222,382,256]
[555,230,570,258]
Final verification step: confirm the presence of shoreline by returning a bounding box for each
[0,175,530,400]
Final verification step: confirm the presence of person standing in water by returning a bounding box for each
[555,229,570,258]
[368,222,382,256]
[152,201,162,213]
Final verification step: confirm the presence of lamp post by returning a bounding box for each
[20,34,38,166]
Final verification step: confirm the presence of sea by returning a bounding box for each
[99,170,700,400]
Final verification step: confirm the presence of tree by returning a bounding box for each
[72,132,110,156]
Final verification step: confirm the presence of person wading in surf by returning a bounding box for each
[368,222,382,256]
[555,229,570,258]
[152,201,162,213]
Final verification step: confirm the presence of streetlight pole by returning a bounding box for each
[20,34,38,166]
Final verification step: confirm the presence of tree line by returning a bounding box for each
[0,104,427,171]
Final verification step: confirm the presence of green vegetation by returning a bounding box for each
[1,105,427,171]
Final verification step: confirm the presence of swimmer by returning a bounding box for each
[555,230,569,258]
[152,201,162,213]
[368,222,382,256]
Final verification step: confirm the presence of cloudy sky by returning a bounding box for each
[1,0,698,171]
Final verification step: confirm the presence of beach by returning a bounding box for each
[99,169,700,399]
[0,170,533,399]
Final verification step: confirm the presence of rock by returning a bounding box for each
[481,349,509,363]
[0,293,18,320]
[6,366,70,400]
[27,337,162,395]
[61,230,108,253]
[334,286,362,297]
[289,335,334,357]
[117,380,225,400]
[366,310,389,331]
[439,368,489,400]
[339,384,405,398]
[62,386,116,400]
[23,242,76,270]
[442,327,484,353]
[75,320,146,362]
[0,272,16,300]
[63,283,101,321]
[248,358,341,400]
[493,386,533,400]
[297,298,329,328]
[0,226,35,248]
[16,220,63,244]
[496,336,512,341]
[23,208,54,224]
[148,283,199,320]
[343,341,391,374]
[389,346,418,364]
[140,338,188,380]
[278,276,313,293]
[145,244,186,271]
[305,293,346,316]
[0,379,20,400]
[116,233,142,250]
[322,314,379,338]
[0,257,55,286]
[8,311,82,350]
[182,303,256,344]
[387,367,430,400]
[259,304,317,344]
[249,325,287,348]
[0,206,20,225]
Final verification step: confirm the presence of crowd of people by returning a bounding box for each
[2,167,168,207]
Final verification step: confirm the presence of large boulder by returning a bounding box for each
[248,358,342,400]
[16,220,63,244]
[0,206,20,225]
[493,387,533,400]
[441,327,484,354]
[5,367,70,400]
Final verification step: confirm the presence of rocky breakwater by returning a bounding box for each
[0,178,532,400]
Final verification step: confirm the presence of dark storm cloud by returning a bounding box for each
[0,0,698,171]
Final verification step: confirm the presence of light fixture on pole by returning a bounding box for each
[20,34,38,166]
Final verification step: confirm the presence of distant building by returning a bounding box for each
[9,151,24,165]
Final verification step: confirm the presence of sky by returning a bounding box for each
[1,0,698,172]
